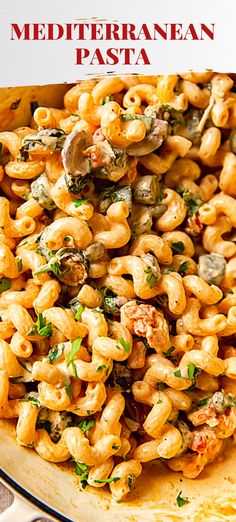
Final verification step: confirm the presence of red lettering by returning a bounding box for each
[90,48,105,65]
[33,24,46,40]
[135,48,150,65]
[122,24,136,40]
[106,48,119,65]
[75,48,90,65]
[105,24,120,40]
[91,24,103,40]
[11,23,30,40]
[153,24,168,40]
[183,23,198,40]
[48,24,64,40]
[170,24,183,40]
[200,23,215,40]
[137,24,152,40]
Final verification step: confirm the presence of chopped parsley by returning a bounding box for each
[94,477,120,484]
[176,491,189,507]
[65,382,73,401]
[187,363,197,380]
[17,258,23,272]
[73,198,90,207]
[35,260,66,280]
[78,418,95,433]
[20,396,40,408]
[66,338,82,377]
[96,364,107,372]
[198,397,211,407]
[64,236,72,242]
[0,278,11,293]
[157,382,167,391]
[144,267,158,288]
[163,346,175,358]
[28,313,52,337]
[47,343,65,364]
[91,307,103,313]
[10,99,21,110]
[178,261,189,275]
[117,337,131,354]
[75,462,89,489]
[171,241,185,254]
[75,304,84,321]
[177,188,204,216]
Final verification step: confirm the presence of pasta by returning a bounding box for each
[0,72,236,503]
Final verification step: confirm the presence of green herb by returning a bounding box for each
[198,397,211,407]
[75,304,84,321]
[157,382,167,391]
[176,491,189,507]
[73,198,90,207]
[10,99,21,110]
[47,343,65,364]
[35,246,43,255]
[20,396,40,408]
[17,258,23,272]
[91,307,103,313]
[78,418,95,433]
[64,236,71,242]
[171,241,184,254]
[117,337,131,353]
[71,361,78,379]
[224,395,236,408]
[34,260,66,279]
[66,338,82,368]
[144,267,158,288]
[160,104,185,127]
[97,365,106,372]
[178,261,189,275]
[27,443,34,448]
[163,346,175,358]
[28,313,52,337]
[0,278,11,293]
[156,399,163,404]
[188,363,196,380]
[127,474,136,491]
[65,382,73,401]
[112,444,120,450]
[177,188,204,216]
[94,477,120,484]
[75,462,89,489]
[174,369,181,378]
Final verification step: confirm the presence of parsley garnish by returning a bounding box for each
[17,258,23,272]
[28,313,52,337]
[47,343,65,364]
[163,346,175,358]
[117,337,131,353]
[144,267,158,288]
[10,99,21,110]
[94,477,120,484]
[188,363,196,380]
[97,365,107,372]
[157,382,167,391]
[177,188,204,216]
[65,382,73,401]
[174,369,181,378]
[0,278,11,293]
[176,491,189,507]
[78,418,95,433]
[75,304,84,321]
[171,241,184,254]
[34,260,66,279]
[64,236,71,242]
[66,338,82,377]
[91,307,103,313]
[198,397,211,407]
[73,198,90,207]
[75,462,89,489]
[178,261,189,275]
[20,396,40,408]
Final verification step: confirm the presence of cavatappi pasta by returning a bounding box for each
[0,72,236,503]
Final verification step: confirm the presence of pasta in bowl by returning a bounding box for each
[0,72,236,512]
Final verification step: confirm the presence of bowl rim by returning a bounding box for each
[0,468,72,522]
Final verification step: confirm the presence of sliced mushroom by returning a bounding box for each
[35,247,90,286]
[64,172,92,194]
[31,172,56,210]
[62,129,93,176]
[198,254,226,285]
[133,175,159,205]
[126,118,168,156]
[128,203,152,236]
[84,242,106,261]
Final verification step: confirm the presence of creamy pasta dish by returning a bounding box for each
[0,72,236,503]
